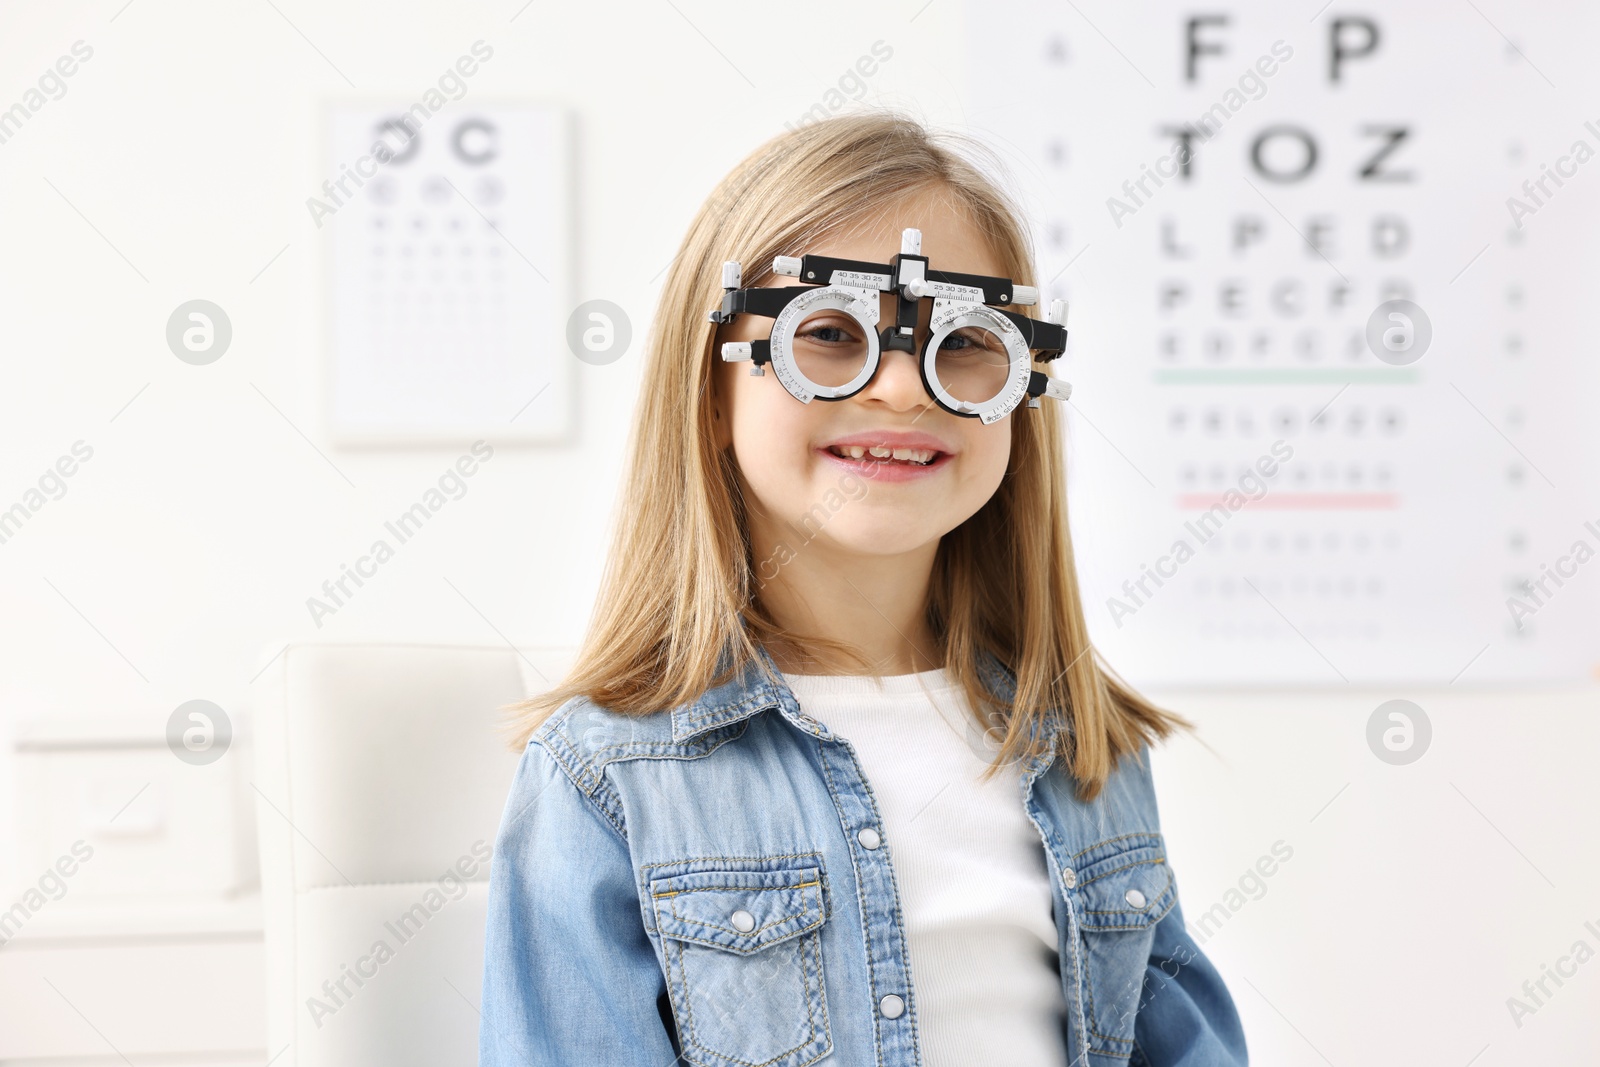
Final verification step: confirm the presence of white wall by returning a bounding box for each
[1151,686,1600,1063]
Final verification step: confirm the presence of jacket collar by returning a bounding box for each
[669,640,1066,778]
[667,642,791,743]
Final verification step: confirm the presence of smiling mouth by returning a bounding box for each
[825,444,942,467]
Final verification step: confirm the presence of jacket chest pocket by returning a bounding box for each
[1072,836,1176,1058]
[648,860,832,1067]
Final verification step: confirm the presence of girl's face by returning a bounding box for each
[712,186,1014,562]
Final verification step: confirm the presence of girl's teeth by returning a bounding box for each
[829,445,938,465]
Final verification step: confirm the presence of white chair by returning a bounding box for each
[253,641,572,1066]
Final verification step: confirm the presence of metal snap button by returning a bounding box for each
[1061,866,1077,889]
[879,993,905,1019]
[857,827,881,850]
[730,909,755,933]
[1124,888,1147,909]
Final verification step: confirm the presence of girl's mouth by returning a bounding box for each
[825,444,939,466]
[817,443,953,480]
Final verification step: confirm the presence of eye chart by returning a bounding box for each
[966,3,1600,684]
[323,102,571,445]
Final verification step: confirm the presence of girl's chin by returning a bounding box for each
[782,513,943,558]
[800,535,938,559]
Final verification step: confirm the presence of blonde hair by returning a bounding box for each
[510,111,1185,799]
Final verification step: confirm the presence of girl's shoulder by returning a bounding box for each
[528,676,768,781]
[529,693,675,770]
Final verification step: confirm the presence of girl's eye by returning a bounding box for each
[808,326,848,343]
[940,329,1004,354]
[799,320,860,345]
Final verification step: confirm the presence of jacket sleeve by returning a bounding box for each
[1113,767,1247,1067]
[479,738,679,1066]
[1131,892,1249,1065]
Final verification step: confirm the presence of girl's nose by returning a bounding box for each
[856,341,929,411]
[854,291,934,410]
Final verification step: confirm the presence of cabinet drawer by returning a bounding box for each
[0,936,265,1058]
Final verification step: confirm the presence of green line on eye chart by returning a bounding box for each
[1154,368,1420,385]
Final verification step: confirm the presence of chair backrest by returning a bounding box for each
[253,641,571,1065]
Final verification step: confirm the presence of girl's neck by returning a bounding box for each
[755,532,943,676]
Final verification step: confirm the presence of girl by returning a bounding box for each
[481,112,1247,1067]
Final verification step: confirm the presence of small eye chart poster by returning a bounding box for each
[966,3,1600,684]
[323,102,571,445]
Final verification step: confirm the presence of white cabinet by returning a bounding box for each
[3,715,266,1060]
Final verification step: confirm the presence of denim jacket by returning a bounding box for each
[480,646,1248,1066]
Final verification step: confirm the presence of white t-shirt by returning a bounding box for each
[780,667,1069,1067]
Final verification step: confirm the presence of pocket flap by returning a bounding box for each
[650,865,826,955]
[1075,842,1175,931]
